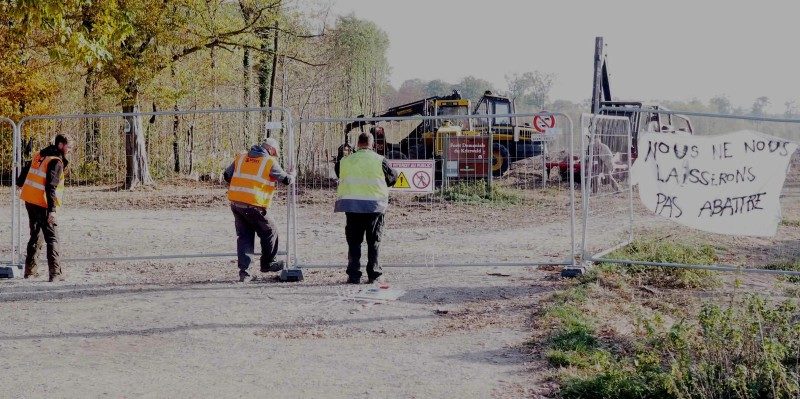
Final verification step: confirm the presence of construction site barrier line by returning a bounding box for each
[591,257,800,276]
[295,261,573,269]
[598,107,800,123]
[17,107,293,122]
[296,111,566,124]
[54,252,287,263]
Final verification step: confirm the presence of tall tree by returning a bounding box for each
[505,71,555,111]
[709,95,732,115]
[452,76,494,104]
[425,79,452,97]
[330,15,389,116]
[0,3,57,120]
[12,0,297,188]
[751,96,770,116]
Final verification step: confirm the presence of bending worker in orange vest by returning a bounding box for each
[18,134,72,281]
[223,137,294,282]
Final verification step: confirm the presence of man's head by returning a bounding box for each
[357,132,374,149]
[54,134,73,156]
[262,137,280,156]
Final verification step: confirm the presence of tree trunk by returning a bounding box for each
[267,20,279,122]
[122,90,154,189]
[172,103,180,173]
[210,47,219,153]
[83,67,100,162]
[171,67,180,173]
[243,47,252,147]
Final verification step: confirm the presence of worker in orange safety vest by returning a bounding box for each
[18,134,72,281]
[223,137,294,282]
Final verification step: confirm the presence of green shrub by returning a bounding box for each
[664,296,800,399]
[560,354,671,399]
[435,180,521,205]
[601,240,721,289]
[765,261,800,284]
[780,219,800,228]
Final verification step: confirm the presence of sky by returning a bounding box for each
[329,0,800,113]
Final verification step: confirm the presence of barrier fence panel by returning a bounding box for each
[12,107,297,267]
[1,117,18,267]
[583,108,800,276]
[292,112,577,268]
[580,114,635,260]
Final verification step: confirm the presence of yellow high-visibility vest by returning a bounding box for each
[227,152,278,208]
[335,149,388,213]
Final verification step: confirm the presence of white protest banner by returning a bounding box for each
[387,160,435,194]
[630,130,797,236]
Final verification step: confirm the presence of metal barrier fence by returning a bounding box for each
[1,117,18,267]
[292,112,577,268]
[5,107,298,269]
[583,108,800,276]
[6,105,798,279]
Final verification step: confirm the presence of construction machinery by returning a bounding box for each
[340,90,545,178]
[545,36,694,182]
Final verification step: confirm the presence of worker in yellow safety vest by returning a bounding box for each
[223,137,294,282]
[334,130,398,284]
[18,134,72,281]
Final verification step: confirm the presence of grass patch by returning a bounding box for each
[765,260,800,284]
[600,239,721,289]
[435,180,521,205]
[781,218,800,228]
[538,261,800,399]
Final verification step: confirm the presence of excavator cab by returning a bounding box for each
[433,99,472,129]
[472,92,515,127]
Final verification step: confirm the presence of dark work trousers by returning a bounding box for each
[24,203,61,277]
[231,203,280,273]
[345,212,385,280]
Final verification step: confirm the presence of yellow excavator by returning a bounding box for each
[341,90,544,178]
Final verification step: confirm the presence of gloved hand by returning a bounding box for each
[283,172,296,185]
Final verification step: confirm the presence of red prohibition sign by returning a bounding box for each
[412,171,431,189]
[533,115,556,132]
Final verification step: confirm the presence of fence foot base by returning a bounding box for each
[0,263,23,279]
[279,268,304,282]
[560,266,587,278]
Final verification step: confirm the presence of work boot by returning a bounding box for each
[25,270,40,278]
[48,274,64,282]
[24,263,39,279]
[347,276,361,284]
[239,270,250,282]
[367,274,383,284]
[261,260,285,273]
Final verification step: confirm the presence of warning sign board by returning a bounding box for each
[445,136,490,178]
[387,160,435,193]
[395,172,411,188]
[533,115,556,133]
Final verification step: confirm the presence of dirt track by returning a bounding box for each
[0,181,573,398]
[1,172,798,397]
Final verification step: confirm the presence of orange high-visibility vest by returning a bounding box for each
[227,152,278,208]
[20,153,64,209]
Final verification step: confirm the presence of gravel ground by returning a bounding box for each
[0,169,798,398]
[0,181,571,398]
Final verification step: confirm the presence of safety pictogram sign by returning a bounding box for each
[533,114,556,133]
[387,160,435,193]
[395,172,411,188]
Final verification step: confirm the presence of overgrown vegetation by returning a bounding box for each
[780,219,800,228]
[598,239,721,288]
[766,260,800,284]
[435,180,521,205]
[537,239,800,399]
